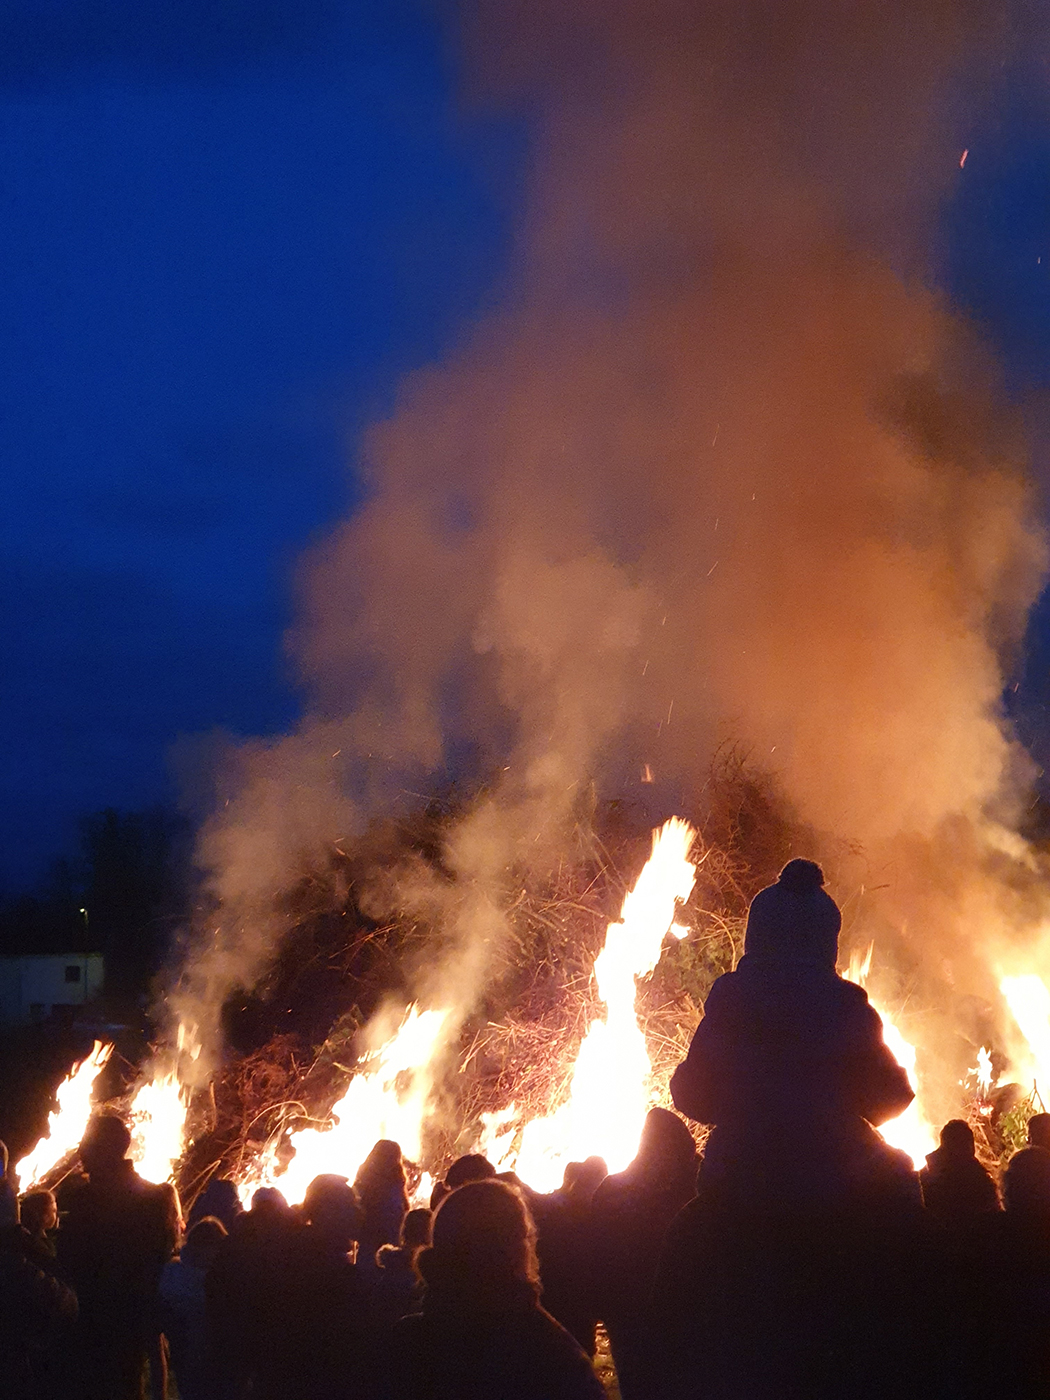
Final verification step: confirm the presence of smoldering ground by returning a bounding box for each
[171,1,1050,1099]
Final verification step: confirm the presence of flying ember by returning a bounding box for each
[15,1040,113,1189]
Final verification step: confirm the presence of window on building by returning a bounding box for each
[64,965,81,983]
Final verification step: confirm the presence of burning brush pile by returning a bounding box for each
[15,758,1050,1211]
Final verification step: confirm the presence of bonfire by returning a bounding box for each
[14,775,1050,1206]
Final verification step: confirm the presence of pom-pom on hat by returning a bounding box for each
[743,859,841,968]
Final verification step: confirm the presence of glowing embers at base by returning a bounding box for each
[482,817,698,1193]
[845,945,938,1169]
[238,1003,451,1206]
[15,1040,113,1188]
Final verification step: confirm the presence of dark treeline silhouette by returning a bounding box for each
[7,858,1050,1397]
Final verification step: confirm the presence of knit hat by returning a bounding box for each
[743,859,841,968]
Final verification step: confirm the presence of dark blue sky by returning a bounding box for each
[0,1,523,885]
[3,4,1050,889]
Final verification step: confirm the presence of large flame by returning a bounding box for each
[845,945,938,1169]
[15,1040,113,1188]
[238,1003,451,1206]
[1001,973,1050,1102]
[482,818,698,1192]
[128,1023,198,1185]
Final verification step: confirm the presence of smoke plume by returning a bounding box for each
[175,0,1050,1091]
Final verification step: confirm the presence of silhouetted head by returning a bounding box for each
[181,1215,227,1269]
[250,1186,288,1215]
[79,1114,131,1177]
[1029,1113,1050,1152]
[401,1207,433,1249]
[565,1156,608,1201]
[632,1108,699,1185]
[939,1119,976,1163]
[1004,1147,1050,1220]
[355,1140,407,1198]
[302,1174,363,1251]
[744,860,841,968]
[19,1189,57,1235]
[419,1180,539,1312]
[189,1177,242,1231]
[445,1154,497,1190]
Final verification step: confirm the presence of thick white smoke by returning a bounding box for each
[173,1,1050,1102]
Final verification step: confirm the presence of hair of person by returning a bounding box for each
[445,1153,498,1190]
[18,1189,56,1233]
[1003,1147,1050,1216]
[182,1215,227,1267]
[418,1179,540,1307]
[80,1113,132,1162]
[355,1139,407,1192]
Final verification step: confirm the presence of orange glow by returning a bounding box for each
[15,1041,113,1188]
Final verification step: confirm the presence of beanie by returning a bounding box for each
[743,859,841,968]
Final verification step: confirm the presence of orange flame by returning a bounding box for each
[845,945,938,1169]
[238,1003,451,1206]
[482,818,698,1192]
[128,1023,198,1184]
[1001,973,1050,1102]
[15,1041,113,1188]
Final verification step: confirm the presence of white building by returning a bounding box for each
[0,954,105,1026]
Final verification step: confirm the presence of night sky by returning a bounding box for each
[2,3,1049,889]
[1,1,522,885]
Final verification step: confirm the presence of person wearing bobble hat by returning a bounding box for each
[670,859,914,1206]
[655,862,927,1400]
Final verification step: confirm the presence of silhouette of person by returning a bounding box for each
[18,1190,58,1265]
[254,1174,371,1400]
[0,1186,77,1400]
[590,1111,697,1398]
[984,1146,1050,1399]
[920,1120,998,1229]
[373,1206,432,1325]
[355,1139,410,1274]
[185,1176,242,1234]
[159,1216,226,1400]
[386,1179,604,1400]
[57,1114,177,1400]
[660,861,926,1399]
[1028,1111,1050,1152]
[670,859,914,1207]
[206,1185,298,1399]
[534,1157,607,1356]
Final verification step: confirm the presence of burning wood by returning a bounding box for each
[480,817,698,1191]
[15,1040,112,1189]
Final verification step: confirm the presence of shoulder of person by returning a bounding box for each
[527,1307,606,1395]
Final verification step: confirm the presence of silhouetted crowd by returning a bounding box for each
[4,859,1050,1397]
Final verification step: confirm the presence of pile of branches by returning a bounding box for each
[176,749,805,1198]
